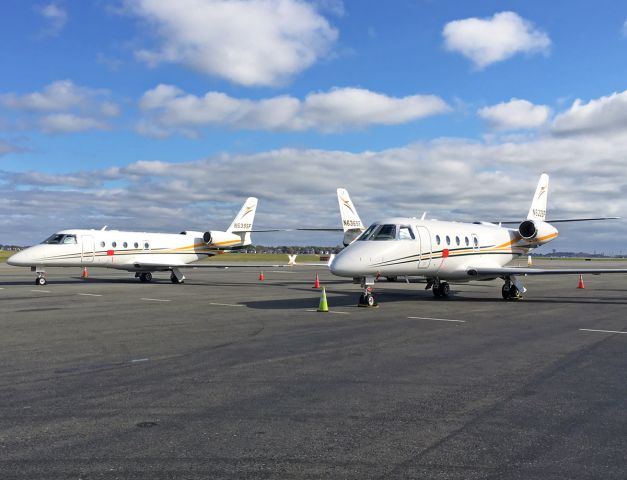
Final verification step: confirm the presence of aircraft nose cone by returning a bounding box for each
[330,250,358,277]
[6,250,26,266]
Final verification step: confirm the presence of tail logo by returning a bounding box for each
[339,192,356,216]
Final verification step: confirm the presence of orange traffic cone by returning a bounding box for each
[82,267,88,279]
[577,274,585,289]
[259,271,264,281]
[312,273,320,289]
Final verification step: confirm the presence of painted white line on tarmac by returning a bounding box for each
[268,270,297,274]
[306,309,350,315]
[209,302,244,307]
[408,316,466,323]
[130,358,150,363]
[0,287,4,290]
[77,293,102,297]
[579,328,627,335]
[30,289,51,293]
[141,298,171,302]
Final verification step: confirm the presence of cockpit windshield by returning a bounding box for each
[358,224,398,241]
[357,223,415,241]
[42,233,77,245]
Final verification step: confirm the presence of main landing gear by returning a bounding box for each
[502,275,525,300]
[136,272,153,283]
[426,279,451,298]
[170,268,185,284]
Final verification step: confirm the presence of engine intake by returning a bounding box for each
[519,220,538,239]
[203,232,212,244]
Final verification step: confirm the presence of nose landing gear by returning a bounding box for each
[357,276,379,307]
[136,272,153,283]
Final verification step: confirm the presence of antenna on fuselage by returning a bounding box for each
[420,212,427,220]
[101,225,108,231]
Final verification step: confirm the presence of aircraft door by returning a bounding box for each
[82,235,94,262]
[416,226,431,269]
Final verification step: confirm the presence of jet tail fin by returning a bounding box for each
[337,188,364,245]
[227,197,258,245]
[527,173,549,221]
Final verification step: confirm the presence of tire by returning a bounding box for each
[36,277,47,286]
[440,282,450,298]
[366,294,375,307]
[509,285,519,299]
[433,285,442,298]
[502,284,511,300]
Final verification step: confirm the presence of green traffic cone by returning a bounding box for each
[317,287,329,312]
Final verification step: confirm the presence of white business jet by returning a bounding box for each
[7,197,285,285]
[329,174,627,306]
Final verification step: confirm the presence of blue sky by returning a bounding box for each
[2,0,627,252]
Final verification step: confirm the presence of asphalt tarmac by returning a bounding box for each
[1,260,626,479]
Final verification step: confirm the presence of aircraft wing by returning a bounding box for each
[467,266,627,277]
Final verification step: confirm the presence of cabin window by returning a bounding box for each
[435,235,441,245]
[134,242,139,249]
[144,242,150,249]
[474,237,479,247]
[42,234,77,244]
[455,236,460,246]
[100,241,105,248]
[123,242,128,248]
[112,241,117,248]
[371,224,396,241]
[445,235,451,245]
[465,236,469,246]
[398,226,415,240]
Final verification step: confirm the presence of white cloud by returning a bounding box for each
[39,114,108,134]
[124,0,338,86]
[552,90,627,136]
[35,3,68,37]
[0,80,91,112]
[0,80,120,134]
[137,85,450,136]
[478,98,551,130]
[443,11,550,69]
[623,20,627,37]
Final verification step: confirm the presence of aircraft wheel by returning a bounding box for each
[385,276,397,282]
[139,272,153,283]
[35,276,47,286]
[440,282,450,298]
[432,284,441,298]
[366,293,376,307]
[502,284,511,300]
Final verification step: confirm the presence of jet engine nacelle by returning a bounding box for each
[203,230,243,247]
[518,220,558,244]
